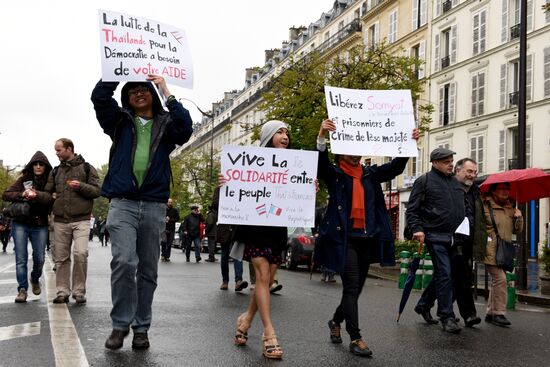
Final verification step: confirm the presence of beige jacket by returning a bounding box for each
[483,196,523,265]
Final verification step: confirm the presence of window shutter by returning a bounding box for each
[478,72,485,115]
[436,0,442,17]
[439,86,445,126]
[471,75,478,117]
[480,10,486,53]
[374,22,379,44]
[547,0,550,24]
[526,124,532,167]
[498,130,505,171]
[527,0,533,31]
[500,63,507,109]
[419,40,426,79]
[434,34,440,72]
[478,135,484,174]
[420,0,427,26]
[473,13,480,55]
[450,25,458,64]
[412,0,419,30]
[416,147,423,176]
[501,0,508,43]
[526,54,533,101]
[449,82,456,123]
[364,29,369,48]
[544,47,550,98]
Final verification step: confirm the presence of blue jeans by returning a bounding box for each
[417,242,456,321]
[185,236,202,260]
[12,222,47,291]
[106,198,165,332]
[221,242,243,283]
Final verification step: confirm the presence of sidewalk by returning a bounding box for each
[369,259,550,308]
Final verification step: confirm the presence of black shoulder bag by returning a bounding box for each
[487,205,516,272]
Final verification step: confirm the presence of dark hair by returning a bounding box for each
[264,128,291,148]
[454,158,477,172]
[489,182,510,192]
[56,138,74,152]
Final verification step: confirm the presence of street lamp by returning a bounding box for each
[179,98,215,185]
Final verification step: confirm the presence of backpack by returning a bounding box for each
[403,172,429,240]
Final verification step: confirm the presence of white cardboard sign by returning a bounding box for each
[98,9,193,89]
[218,146,318,228]
[324,86,417,157]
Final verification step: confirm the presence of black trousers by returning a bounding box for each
[333,237,374,341]
[160,230,175,259]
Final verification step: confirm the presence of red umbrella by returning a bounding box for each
[479,168,550,204]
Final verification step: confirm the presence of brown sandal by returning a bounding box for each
[262,334,283,359]
[235,315,250,346]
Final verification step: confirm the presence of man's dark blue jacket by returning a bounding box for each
[91,80,193,202]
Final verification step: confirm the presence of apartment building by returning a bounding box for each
[174,0,550,252]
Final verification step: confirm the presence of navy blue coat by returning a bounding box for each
[314,149,408,273]
[91,80,193,202]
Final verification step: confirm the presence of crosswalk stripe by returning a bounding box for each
[0,279,17,285]
[0,263,15,273]
[0,321,41,342]
[45,255,89,367]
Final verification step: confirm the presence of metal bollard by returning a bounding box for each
[399,251,410,289]
[413,252,424,290]
[506,271,516,310]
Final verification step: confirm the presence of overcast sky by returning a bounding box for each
[0,0,332,169]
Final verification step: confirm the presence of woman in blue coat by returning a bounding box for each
[315,119,418,357]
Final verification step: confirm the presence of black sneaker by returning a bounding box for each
[196,257,202,263]
[269,283,283,294]
[465,316,481,327]
[328,320,342,344]
[414,305,438,324]
[442,318,461,334]
[132,332,150,349]
[235,280,248,292]
[488,314,511,327]
[349,339,373,357]
[105,329,129,350]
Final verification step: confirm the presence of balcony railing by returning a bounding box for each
[316,19,361,54]
[442,0,452,13]
[510,24,520,39]
[441,55,450,69]
[509,91,519,107]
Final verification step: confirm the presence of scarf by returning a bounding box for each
[339,160,365,229]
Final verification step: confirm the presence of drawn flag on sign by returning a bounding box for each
[256,204,267,216]
[269,204,282,216]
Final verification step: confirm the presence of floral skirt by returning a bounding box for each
[243,243,283,265]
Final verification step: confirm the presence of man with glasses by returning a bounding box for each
[45,138,100,305]
[91,74,193,350]
[406,148,466,334]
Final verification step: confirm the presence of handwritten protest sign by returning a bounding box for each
[324,86,417,157]
[218,146,318,228]
[98,9,193,89]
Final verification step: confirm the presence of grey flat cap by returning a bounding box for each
[430,147,456,161]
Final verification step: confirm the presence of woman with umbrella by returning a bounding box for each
[315,119,419,357]
[481,182,523,327]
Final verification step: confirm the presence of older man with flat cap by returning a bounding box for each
[406,147,466,333]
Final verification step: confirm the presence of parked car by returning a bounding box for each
[172,222,183,249]
[282,227,315,270]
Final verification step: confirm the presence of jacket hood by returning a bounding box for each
[22,150,52,176]
[120,81,163,114]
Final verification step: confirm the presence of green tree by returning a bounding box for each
[258,43,431,151]
[0,166,19,208]
[92,163,109,219]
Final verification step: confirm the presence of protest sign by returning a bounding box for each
[98,9,193,89]
[218,146,318,228]
[324,86,417,157]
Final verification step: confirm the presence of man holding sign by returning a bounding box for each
[316,118,419,357]
[91,74,193,350]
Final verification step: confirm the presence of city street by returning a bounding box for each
[1,239,549,367]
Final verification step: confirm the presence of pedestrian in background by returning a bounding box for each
[0,213,11,253]
[313,199,336,283]
[91,74,193,350]
[45,138,100,305]
[229,120,291,359]
[160,198,180,262]
[315,119,419,356]
[408,148,465,334]
[204,205,217,262]
[182,205,204,263]
[97,216,107,246]
[482,183,523,327]
[3,151,53,303]
[89,213,96,241]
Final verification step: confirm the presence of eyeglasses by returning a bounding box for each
[33,162,45,167]
[128,87,150,96]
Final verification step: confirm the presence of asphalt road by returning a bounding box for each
[1,239,549,367]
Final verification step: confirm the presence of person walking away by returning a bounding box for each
[316,119,419,356]
[204,206,217,262]
[91,74,193,350]
[160,198,180,262]
[408,148,465,334]
[182,206,204,263]
[0,213,11,253]
[482,183,523,327]
[45,138,100,305]
[97,216,107,246]
[2,151,53,302]
[89,213,96,241]
[210,187,248,291]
